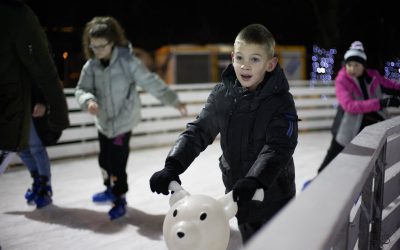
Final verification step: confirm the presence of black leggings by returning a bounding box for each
[317,137,344,173]
[98,131,131,196]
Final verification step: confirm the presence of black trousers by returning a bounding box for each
[317,137,344,173]
[98,131,131,196]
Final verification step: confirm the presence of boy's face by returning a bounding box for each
[232,40,277,91]
[345,61,364,78]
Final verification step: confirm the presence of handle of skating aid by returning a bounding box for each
[252,189,264,201]
[168,180,183,193]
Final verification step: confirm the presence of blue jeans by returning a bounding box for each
[18,119,51,178]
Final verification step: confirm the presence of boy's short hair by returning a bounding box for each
[235,24,276,58]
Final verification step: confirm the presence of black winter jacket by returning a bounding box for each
[167,64,298,223]
[0,2,69,151]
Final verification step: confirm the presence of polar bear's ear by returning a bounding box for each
[218,191,238,220]
[169,189,190,206]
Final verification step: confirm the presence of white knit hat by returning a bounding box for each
[344,41,367,65]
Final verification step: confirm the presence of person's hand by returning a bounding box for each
[87,100,99,115]
[32,103,46,117]
[379,96,400,108]
[176,102,188,117]
[150,167,181,195]
[232,177,262,202]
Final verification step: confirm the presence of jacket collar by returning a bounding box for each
[221,63,290,99]
[91,46,122,67]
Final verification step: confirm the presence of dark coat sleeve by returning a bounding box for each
[246,100,298,189]
[31,81,46,106]
[166,84,223,171]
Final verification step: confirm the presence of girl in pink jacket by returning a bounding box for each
[318,41,400,173]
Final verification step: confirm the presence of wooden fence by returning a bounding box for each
[8,80,338,163]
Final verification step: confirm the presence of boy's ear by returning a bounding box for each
[266,56,278,72]
[231,51,235,63]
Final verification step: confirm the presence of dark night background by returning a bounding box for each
[27,0,399,84]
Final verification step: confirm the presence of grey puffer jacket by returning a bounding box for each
[75,46,180,138]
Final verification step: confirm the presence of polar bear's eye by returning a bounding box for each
[173,209,178,217]
[200,212,207,221]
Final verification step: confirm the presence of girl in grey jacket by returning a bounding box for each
[75,16,187,220]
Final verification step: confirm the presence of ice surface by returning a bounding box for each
[0,131,330,250]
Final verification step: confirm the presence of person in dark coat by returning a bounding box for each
[150,24,298,243]
[17,82,59,208]
[0,0,69,153]
[0,0,69,206]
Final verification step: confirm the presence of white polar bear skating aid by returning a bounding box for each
[163,181,264,250]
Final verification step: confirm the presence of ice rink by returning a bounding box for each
[0,131,331,250]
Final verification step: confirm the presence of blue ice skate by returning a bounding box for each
[108,197,127,220]
[92,187,115,203]
[301,178,314,191]
[25,177,40,204]
[35,185,53,209]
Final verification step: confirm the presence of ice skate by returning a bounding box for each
[92,187,115,203]
[108,197,127,220]
[34,176,53,208]
[301,178,315,191]
[34,185,53,208]
[25,175,40,205]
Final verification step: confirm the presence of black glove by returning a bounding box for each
[232,177,262,202]
[379,96,400,108]
[149,160,183,195]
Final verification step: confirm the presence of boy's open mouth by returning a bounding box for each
[241,74,252,81]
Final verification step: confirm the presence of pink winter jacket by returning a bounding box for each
[333,66,400,146]
[335,67,400,114]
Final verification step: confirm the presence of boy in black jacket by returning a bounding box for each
[150,24,298,243]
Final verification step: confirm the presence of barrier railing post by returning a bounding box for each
[370,144,386,249]
[358,145,386,250]
[359,170,374,250]
[332,218,350,249]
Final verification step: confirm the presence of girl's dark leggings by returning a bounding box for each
[318,137,344,173]
[98,131,131,196]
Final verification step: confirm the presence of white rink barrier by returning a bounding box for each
[246,116,400,250]
[10,81,400,162]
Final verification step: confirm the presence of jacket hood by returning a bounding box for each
[221,63,290,99]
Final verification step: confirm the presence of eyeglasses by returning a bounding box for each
[89,42,110,50]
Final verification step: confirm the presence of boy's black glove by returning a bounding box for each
[149,160,182,195]
[379,97,400,108]
[232,177,262,202]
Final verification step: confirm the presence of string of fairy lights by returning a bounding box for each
[310,45,336,83]
[309,45,399,109]
[310,45,400,82]
[384,59,400,81]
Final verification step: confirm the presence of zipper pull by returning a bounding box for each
[28,44,33,55]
